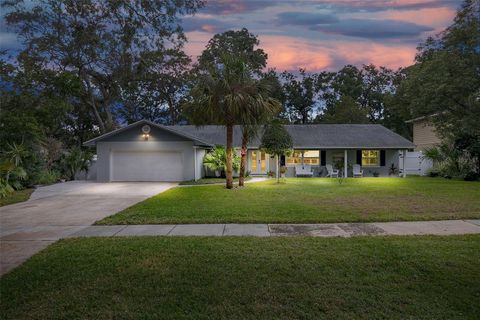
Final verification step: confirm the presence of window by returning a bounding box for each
[362,150,380,166]
[303,150,320,165]
[286,151,302,166]
[286,150,320,166]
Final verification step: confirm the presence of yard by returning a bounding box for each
[1,235,479,319]
[0,189,33,207]
[98,177,480,225]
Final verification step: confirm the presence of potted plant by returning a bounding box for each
[267,170,275,178]
[280,166,288,178]
[389,163,398,176]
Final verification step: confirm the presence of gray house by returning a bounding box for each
[84,120,414,182]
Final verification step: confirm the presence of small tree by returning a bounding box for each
[260,123,293,183]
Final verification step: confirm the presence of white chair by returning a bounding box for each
[295,165,313,177]
[353,164,363,177]
[326,164,339,178]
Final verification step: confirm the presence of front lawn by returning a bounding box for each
[179,177,251,185]
[1,236,479,319]
[98,177,480,224]
[0,189,34,207]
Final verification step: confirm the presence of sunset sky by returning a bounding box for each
[0,0,460,72]
[183,0,459,71]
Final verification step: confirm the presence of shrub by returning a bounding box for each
[203,146,240,177]
[463,171,479,181]
[427,169,440,177]
[32,169,62,185]
[61,147,93,180]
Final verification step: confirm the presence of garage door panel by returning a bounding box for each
[111,151,183,181]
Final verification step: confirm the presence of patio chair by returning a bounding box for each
[325,164,339,178]
[353,164,363,177]
[295,165,313,177]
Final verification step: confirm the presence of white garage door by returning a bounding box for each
[111,151,183,181]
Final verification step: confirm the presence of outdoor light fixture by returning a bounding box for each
[142,125,151,140]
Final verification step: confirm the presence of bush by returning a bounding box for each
[427,169,440,177]
[32,170,62,185]
[463,171,479,181]
[0,179,14,198]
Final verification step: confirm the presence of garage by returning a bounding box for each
[111,151,184,182]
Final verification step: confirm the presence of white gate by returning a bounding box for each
[399,151,432,176]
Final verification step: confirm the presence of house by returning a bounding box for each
[84,120,415,182]
[406,115,441,151]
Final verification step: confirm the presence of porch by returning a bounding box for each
[247,149,408,178]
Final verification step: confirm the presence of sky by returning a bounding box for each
[182,0,460,71]
[0,0,460,72]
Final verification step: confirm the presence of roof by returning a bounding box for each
[171,124,414,149]
[83,120,214,147]
[84,121,414,149]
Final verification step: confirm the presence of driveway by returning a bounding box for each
[0,181,176,275]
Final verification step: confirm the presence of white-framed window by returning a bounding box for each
[286,150,320,166]
[362,150,380,167]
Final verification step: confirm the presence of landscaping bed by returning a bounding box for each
[0,189,34,207]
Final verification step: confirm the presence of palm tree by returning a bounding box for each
[184,54,280,189]
[238,80,281,186]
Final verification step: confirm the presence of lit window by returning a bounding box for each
[287,150,320,166]
[362,150,380,167]
[286,151,302,166]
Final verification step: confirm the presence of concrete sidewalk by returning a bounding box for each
[68,219,480,238]
[2,220,479,276]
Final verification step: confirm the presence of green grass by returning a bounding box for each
[179,177,251,185]
[1,236,479,319]
[98,177,480,224]
[0,189,33,207]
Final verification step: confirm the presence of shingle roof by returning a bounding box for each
[170,124,414,149]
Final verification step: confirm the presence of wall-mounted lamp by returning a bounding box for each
[142,125,151,141]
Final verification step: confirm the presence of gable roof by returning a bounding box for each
[83,120,214,147]
[170,124,414,149]
[84,121,414,149]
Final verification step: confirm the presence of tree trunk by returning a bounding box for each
[276,154,279,183]
[226,124,234,189]
[239,130,248,187]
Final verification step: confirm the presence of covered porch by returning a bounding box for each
[247,149,408,178]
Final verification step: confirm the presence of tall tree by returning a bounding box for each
[396,0,480,171]
[197,28,267,74]
[120,49,192,125]
[4,0,202,133]
[318,96,369,124]
[281,69,318,123]
[238,78,281,187]
[184,54,279,189]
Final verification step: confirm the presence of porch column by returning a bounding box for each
[344,149,348,178]
[193,146,198,181]
[402,150,407,178]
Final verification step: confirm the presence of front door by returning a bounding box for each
[250,150,268,174]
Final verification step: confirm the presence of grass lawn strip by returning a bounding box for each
[98,177,480,225]
[1,235,479,319]
[0,189,34,207]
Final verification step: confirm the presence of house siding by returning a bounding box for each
[413,120,441,151]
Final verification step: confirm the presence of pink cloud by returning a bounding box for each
[382,7,456,30]
[260,35,416,71]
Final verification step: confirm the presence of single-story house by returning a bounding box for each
[84,120,415,182]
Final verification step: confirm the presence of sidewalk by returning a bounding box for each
[2,220,479,275]
[68,219,480,238]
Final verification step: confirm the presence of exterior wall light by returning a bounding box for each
[142,125,151,141]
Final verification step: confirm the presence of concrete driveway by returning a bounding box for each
[0,181,176,275]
